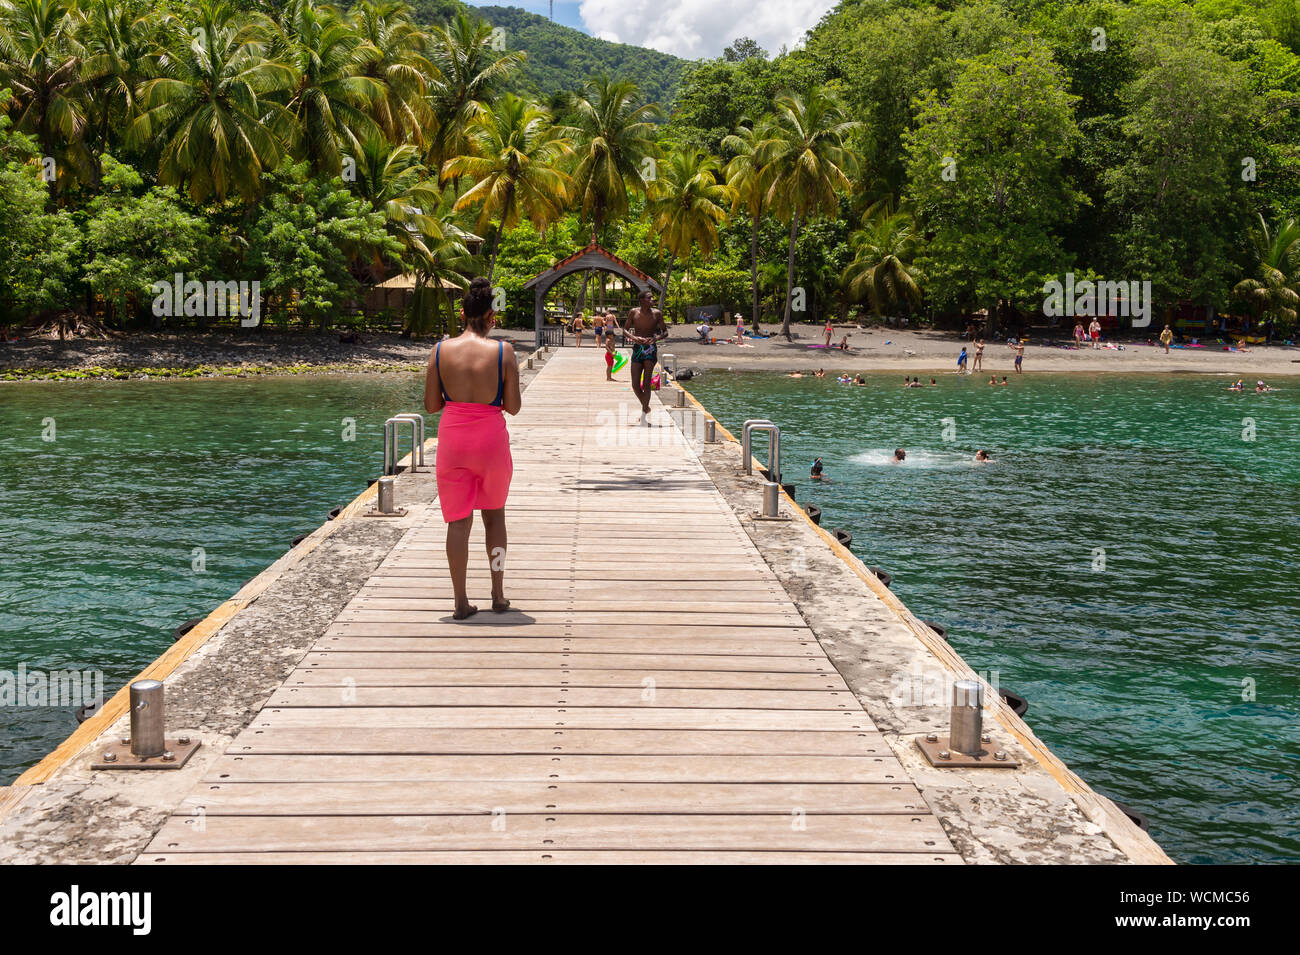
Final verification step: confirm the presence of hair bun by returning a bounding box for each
[463,277,495,329]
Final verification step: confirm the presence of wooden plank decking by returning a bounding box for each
[141,350,959,864]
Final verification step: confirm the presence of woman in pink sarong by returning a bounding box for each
[424,278,522,619]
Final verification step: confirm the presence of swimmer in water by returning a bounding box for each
[1228,378,1243,391]
[974,449,993,463]
[811,457,831,483]
[891,448,906,464]
[989,375,997,385]
[1256,380,1272,393]
[788,371,804,378]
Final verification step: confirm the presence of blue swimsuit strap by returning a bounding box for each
[436,341,451,402]
[492,341,504,407]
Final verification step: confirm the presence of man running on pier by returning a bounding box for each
[623,290,668,426]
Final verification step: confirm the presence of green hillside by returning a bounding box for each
[401,2,691,105]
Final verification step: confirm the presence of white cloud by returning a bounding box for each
[578,0,837,60]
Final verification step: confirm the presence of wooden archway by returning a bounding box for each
[522,242,663,347]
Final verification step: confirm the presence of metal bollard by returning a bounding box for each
[761,482,780,518]
[129,680,166,758]
[705,419,717,443]
[950,680,984,755]
[377,476,396,514]
[675,390,686,407]
[526,357,533,369]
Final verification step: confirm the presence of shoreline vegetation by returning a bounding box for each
[4,0,1300,351]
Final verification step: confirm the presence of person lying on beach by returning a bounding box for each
[891,448,906,464]
[974,449,993,463]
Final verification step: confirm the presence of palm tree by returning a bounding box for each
[647,146,730,309]
[441,92,572,280]
[272,0,384,177]
[77,0,161,174]
[1234,212,1300,332]
[722,119,772,325]
[755,89,860,339]
[349,133,450,276]
[566,73,662,243]
[425,11,523,179]
[349,0,437,147]
[842,210,922,316]
[127,0,295,203]
[0,0,90,184]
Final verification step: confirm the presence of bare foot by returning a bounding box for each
[452,601,478,620]
[492,598,511,613]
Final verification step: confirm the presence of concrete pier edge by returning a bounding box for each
[662,372,1172,865]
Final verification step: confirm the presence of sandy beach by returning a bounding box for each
[4,322,1298,379]
[659,323,1300,378]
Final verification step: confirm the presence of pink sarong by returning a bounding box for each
[435,402,513,522]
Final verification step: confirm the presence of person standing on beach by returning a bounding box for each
[424,278,521,620]
[958,346,968,373]
[1011,340,1025,373]
[1160,324,1174,353]
[1089,318,1101,349]
[735,314,745,344]
[823,321,834,348]
[624,290,667,426]
[1073,322,1085,345]
[973,338,985,372]
[572,311,586,347]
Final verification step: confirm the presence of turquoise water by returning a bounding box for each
[689,371,1300,865]
[0,374,425,782]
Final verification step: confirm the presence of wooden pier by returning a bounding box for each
[140,350,959,864]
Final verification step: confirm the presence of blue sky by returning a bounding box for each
[462,1,836,60]
[465,2,587,33]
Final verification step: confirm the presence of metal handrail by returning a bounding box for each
[392,413,426,470]
[741,420,781,484]
[384,415,424,475]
